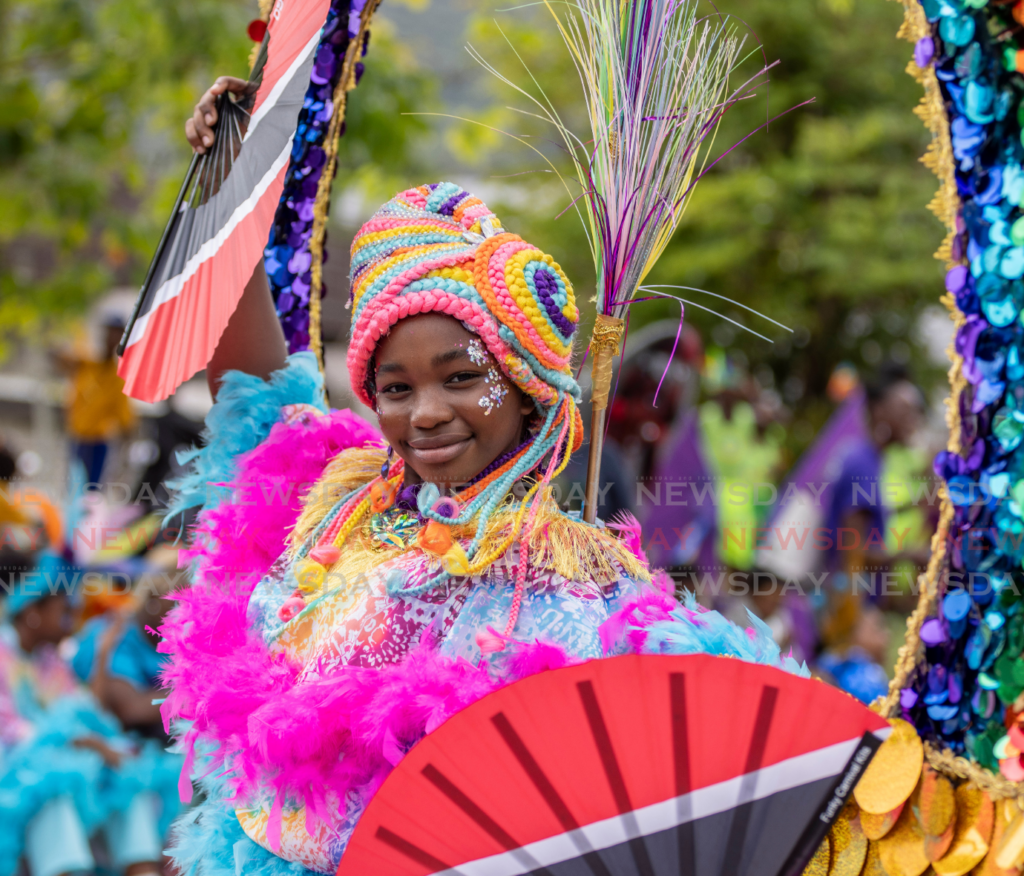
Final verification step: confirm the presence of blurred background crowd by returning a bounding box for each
[0,0,957,870]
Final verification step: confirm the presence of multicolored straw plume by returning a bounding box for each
[474,0,769,316]
[468,0,797,519]
[290,183,586,640]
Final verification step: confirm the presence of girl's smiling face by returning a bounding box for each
[373,314,534,486]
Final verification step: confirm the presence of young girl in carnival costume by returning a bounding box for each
[158,155,810,874]
[0,552,181,876]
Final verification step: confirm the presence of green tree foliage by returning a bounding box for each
[0,0,432,339]
[0,0,253,332]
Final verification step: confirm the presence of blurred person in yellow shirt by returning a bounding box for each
[56,317,136,485]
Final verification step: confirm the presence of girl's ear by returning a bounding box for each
[517,389,534,417]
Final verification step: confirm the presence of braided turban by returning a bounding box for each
[347,183,582,432]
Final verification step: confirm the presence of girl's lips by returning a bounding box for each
[406,437,472,465]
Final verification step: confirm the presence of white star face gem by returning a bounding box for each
[467,339,488,366]
[478,367,508,415]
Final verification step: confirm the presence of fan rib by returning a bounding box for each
[374,825,456,873]
[719,684,779,876]
[492,712,579,830]
[576,680,656,876]
[490,712,614,876]
[421,764,556,876]
[670,672,696,875]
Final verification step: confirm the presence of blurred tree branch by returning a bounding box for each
[0,0,435,351]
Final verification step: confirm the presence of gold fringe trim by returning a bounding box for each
[290,446,388,544]
[883,0,966,718]
[924,743,1024,808]
[895,0,959,262]
[883,492,954,715]
[306,0,382,373]
[289,445,652,586]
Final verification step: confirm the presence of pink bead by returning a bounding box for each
[277,596,306,623]
[308,545,341,566]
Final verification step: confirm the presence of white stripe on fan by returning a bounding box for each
[124,28,321,351]
[246,27,323,140]
[429,736,866,876]
[124,135,292,350]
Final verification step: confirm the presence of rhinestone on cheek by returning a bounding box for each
[467,338,488,366]
[478,367,509,415]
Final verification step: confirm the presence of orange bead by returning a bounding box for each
[417,519,454,555]
[369,478,399,513]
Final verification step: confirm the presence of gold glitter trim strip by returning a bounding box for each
[590,313,625,411]
[882,0,965,718]
[307,0,382,373]
[924,743,1024,809]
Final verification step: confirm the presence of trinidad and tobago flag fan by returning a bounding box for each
[337,654,890,876]
[116,0,331,402]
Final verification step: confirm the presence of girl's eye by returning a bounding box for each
[379,382,411,395]
[448,371,482,385]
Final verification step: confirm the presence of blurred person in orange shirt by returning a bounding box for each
[55,316,136,485]
[0,445,62,553]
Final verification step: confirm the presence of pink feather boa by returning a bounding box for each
[158,409,578,843]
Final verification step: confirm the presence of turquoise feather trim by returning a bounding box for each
[640,591,810,677]
[167,775,317,876]
[167,352,327,518]
[0,741,108,876]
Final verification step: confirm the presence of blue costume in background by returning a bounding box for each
[0,560,182,876]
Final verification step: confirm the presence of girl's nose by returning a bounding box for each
[409,386,454,430]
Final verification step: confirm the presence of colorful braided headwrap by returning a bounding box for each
[347,182,583,428]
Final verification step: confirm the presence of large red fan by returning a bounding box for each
[337,654,890,876]
[117,0,329,402]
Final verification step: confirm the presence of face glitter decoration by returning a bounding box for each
[478,367,509,415]
[467,338,488,367]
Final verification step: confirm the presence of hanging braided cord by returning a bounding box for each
[504,396,576,635]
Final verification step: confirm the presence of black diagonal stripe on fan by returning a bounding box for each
[375,826,456,874]
[491,713,613,876]
[670,672,694,875]
[421,764,556,876]
[719,685,778,875]
[577,680,655,876]
[335,654,891,876]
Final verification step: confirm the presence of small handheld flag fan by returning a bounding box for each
[336,654,890,876]
[117,0,332,402]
